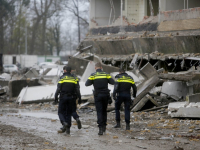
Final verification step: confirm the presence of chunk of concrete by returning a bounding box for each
[168,102,200,118]
[0,73,11,81]
[17,85,56,104]
[131,75,160,111]
[161,81,189,100]
[81,61,96,82]
[186,93,200,103]
[140,62,158,79]
[21,68,40,80]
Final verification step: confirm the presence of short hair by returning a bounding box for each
[119,68,125,73]
[95,62,102,68]
[63,66,71,72]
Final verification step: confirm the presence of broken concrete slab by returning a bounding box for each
[17,85,56,104]
[186,93,200,103]
[9,79,41,98]
[81,61,96,82]
[168,102,200,118]
[161,81,189,100]
[0,73,11,81]
[21,68,40,80]
[131,76,160,111]
[139,62,158,79]
[132,96,149,112]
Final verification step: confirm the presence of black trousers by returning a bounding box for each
[72,99,79,120]
[58,95,77,127]
[94,93,108,127]
[115,93,131,124]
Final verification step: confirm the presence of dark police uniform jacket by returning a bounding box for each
[55,72,81,100]
[85,69,114,93]
[113,73,137,98]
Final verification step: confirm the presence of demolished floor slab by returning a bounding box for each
[168,102,200,118]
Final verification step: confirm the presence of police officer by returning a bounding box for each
[113,68,137,130]
[85,62,114,135]
[55,66,81,134]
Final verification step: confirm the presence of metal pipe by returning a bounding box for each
[187,0,188,9]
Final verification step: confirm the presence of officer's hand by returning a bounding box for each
[53,98,58,105]
[78,99,82,105]
[108,98,112,104]
[130,98,134,105]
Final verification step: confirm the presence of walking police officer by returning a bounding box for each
[55,66,82,134]
[85,62,114,135]
[113,68,137,130]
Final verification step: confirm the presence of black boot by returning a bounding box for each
[98,127,103,135]
[76,118,82,129]
[66,127,70,135]
[126,123,130,130]
[103,125,106,133]
[63,122,70,134]
[57,127,66,133]
[114,121,121,128]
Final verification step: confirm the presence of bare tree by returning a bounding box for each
[64,0,89,43]
[29,0,59,54]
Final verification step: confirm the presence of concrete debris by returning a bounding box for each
[17,85,56,104]
[21,68,40,80]
[161,81,188,100]
[0,87,6,96]
[131,63,160,112]
[186,93,200,103]
[168,102,200,118]
[81,61,96,82]
[0,73,11,81]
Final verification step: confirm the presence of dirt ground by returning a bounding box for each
[0,101,200,150]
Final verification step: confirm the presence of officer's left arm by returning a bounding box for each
[131,81,137,98]
[107,73,115,85]
[75,83,82,104]
[55,82,62,103]
[85,74,94,86]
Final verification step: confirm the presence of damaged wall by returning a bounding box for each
[159,0,200,11]
[82,35,200,55]
[90,22,158,35]
[159,7,200,23]
[90,0,121,27]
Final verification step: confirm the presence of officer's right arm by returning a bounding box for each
[85,74,94,86]
[113,82,119,100]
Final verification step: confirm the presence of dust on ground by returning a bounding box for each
[0,101,200,150]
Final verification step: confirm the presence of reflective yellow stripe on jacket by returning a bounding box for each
[88,73,111,80]
[117,76,135,84]
[58,76,77,84]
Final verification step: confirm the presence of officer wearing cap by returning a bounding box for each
[54,66,81,134]
[113,68,137,130]
[85,62,114,135]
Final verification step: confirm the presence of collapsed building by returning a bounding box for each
[67,0,200,116]
[74,0,200,71]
